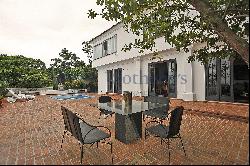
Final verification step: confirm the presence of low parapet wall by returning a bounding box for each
[5,87,53,96]
[170,98,249,119]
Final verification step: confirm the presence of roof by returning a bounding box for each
[89,22,121,43]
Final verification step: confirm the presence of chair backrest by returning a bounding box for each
[167,106,184,137]
[144,96,169,110]
[61,106,97,143]
[99,96,112,103]
[61,106,84,143]
[61,106,72,133]
[144,96,169,104]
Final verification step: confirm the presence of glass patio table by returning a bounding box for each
[90,100,168,144]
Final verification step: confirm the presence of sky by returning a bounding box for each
[0,0,117,67]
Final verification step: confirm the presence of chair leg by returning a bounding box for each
[167,138,171,165]
[97,142,99,148]
[145,129,148,140]
[179,135,187,157]
[61,130,67,149]
[80,144,84,164]
[107,141,114,164]
[90,142,95,148]
[110,142,114,164]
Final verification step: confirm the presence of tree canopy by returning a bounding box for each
[50,48,86,70]
[0,54,51,88]
[85,0,249,64]
[49,48,97,91]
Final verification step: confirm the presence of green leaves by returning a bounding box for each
[88,9,98,19]
[0,54,50,88]
[82,41,93,55]
[0,80,9,98]
[50,48,86,72]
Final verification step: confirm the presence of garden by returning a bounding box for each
[0,48,97,107]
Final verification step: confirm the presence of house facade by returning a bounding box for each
[90,23,249,103]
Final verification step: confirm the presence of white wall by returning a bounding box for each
[91,23,174,68]
[97,67,107,94]
[93,24,207,101]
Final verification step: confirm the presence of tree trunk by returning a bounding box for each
[189,0,249,65]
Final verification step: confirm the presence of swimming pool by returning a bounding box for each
[51,94,93,100]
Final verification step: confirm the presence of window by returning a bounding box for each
[103,35,117,56]
[93,35,117,60]
[93,44,102,59]
[107,70,113,92]
[114,68,122,93]
[103,41,108,56]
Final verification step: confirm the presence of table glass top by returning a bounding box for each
[91,100,168,115]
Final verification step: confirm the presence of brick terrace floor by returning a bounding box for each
[0,94,249,165]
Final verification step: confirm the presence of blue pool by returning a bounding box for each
[51,94,93,100]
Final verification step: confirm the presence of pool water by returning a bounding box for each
[51,94,93,100]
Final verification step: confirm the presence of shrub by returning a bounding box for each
[63,80,87,90]
[0,81,9,99]
[19,73,52,88]
[88,81,98,92]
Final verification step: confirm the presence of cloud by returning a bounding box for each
[0,0,116,67]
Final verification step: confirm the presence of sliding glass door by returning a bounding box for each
[107,68,122,93]
[168,60,177,98]
[148,59,177,98]
[205,57,233,102]
[148,64,156,96]
[114,68,122,93]
[107,70,113,92]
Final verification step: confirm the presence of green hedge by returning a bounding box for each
[0,81,9,99]
[63,80,87,90]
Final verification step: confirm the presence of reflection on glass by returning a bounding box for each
[208,59,217,96]
[98,100,168,115]
[233,57,249,103]
[220,58,231,96]
[168,61,176,93]
[107,70,113,92]
[150,65,155,92]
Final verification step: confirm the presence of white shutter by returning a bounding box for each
[111,37,115,53]
[96,44,102,58]
[107,39,112,55]
[114,35,117,53]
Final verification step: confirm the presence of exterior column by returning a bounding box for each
[182,52,196,101]
[134,57,142,96]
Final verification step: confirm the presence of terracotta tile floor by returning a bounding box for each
[0,94,249,165]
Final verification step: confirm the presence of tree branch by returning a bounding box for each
[222,0,231,19]
[188,0,249,65]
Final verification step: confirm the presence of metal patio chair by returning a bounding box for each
[61,106,113,164]
[98,96,114,119]
[145,106,186,164]
[143,96,170,123]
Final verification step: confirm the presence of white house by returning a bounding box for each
[89,22,249,103]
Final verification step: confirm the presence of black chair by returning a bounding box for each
[145,106,186,164]
[61,106,113,164]
[143,96,170,122]
[98,96,114,118]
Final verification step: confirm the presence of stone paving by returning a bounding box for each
[0,94,249,165]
